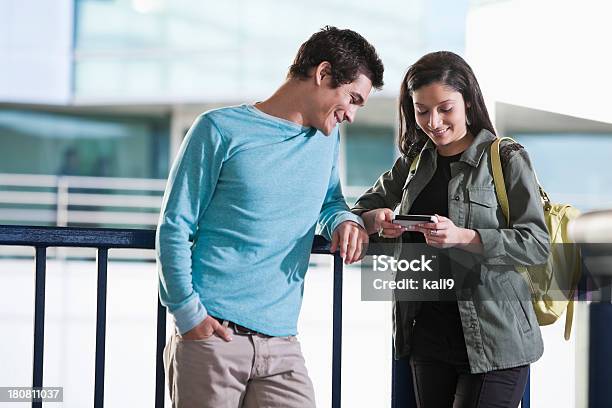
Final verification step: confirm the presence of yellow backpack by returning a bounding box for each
[491,137,582,340]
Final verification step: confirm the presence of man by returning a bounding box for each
[156,26,383,408]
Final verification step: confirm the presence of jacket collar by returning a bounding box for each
[422,129,497,167]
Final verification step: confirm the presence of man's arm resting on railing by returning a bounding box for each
[317,133,368,264]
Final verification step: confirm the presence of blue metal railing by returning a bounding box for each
[0,225,343,408]
[4,224,598,407]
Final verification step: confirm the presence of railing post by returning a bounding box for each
[589,278,612,407]
[521,368,530,408]
[32,247,47,408]
[155,298,167,408]
[94,248,108,408]
[1,228,340,408]
[391,355,415,408]
[331,254,343,408]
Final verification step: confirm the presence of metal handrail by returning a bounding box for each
[0,173,166,229]
[0,225,344,408]
[0,174,167,190]
[4,223,583,406]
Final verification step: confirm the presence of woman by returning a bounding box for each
[352,51,550,407]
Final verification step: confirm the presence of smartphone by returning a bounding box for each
[392,214,438,227]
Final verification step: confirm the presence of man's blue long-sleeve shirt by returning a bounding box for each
[156,104,363,336]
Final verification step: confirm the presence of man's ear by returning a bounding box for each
[314,61,332,86]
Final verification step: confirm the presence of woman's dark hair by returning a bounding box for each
[288,26,384,90]
[398,51,495,158]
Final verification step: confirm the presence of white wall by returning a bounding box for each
[0,0,73,104]
[466,0,612,125]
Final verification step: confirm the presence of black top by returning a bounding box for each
[405,151,469,364]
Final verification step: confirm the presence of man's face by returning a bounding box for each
[310,72,373,136]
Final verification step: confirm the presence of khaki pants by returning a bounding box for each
[164,325,316,408]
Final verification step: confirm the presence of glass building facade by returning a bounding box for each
[0,0,471,186]
[0,109,169,178]
[72,0,466,101]
[74,0,427,101]
[345,125,396,188]
[512,133,612,212]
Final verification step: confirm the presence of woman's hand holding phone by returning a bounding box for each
[407,214,482,251]
[361,208,406,238]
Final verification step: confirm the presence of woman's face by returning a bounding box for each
[412,81,472,156]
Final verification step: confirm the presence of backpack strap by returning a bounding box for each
[408,143,428,176]
[409,153,419,174]
[565,299,575,341]
[490,137,512,224]
[491,138,551,213]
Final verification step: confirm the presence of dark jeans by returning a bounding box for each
[410,358,529,408]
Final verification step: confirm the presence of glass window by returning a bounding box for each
[0,109,169,178]
[73,0,465,100]
[343,124,397,204]
[512,133,612,211]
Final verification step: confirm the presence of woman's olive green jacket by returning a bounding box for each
[352,129,550,374]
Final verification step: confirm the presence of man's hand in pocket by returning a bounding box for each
[181,316,232,342]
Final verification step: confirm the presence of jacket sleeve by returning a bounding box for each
[351,155,409,216]
[474,148,550,265]
[318,133,365,241]
[155,114,226,334]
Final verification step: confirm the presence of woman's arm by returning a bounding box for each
[352,156,410,216]
[351,156,411,239]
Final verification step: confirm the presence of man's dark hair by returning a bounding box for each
[288,26,384,90]
[398,51,496,157]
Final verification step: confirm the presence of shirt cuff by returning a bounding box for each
[330,212,366,233]
[171,297,208,334]
[350,207,369,217]
[474,228,505,260]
